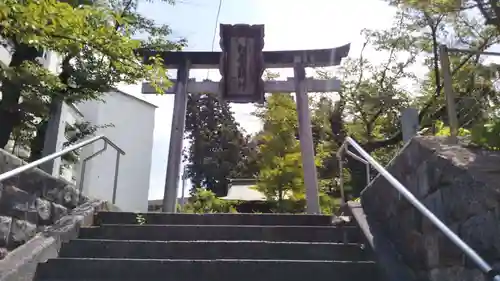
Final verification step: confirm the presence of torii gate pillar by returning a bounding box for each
[294,58,320,214]
[162,60,190,213]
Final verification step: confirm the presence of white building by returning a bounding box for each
[0,44,156,212]
[77,89,156,212]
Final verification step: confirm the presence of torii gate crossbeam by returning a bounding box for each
[140,25,350,214]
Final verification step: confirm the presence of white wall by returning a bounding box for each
[77,90,156,212]
[0,44,11,65]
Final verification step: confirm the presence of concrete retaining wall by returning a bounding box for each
[361,136,500,281]
[0,148,88,256]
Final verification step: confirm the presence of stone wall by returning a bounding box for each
[0,148,88,258]
[361,136,500,281]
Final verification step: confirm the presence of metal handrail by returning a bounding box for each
[0,135,125,204]
[336,136,500,281]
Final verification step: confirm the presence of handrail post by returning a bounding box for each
[112,151,121,204]
[365,163,370,188]
[338,153,345,205]
[78,141,108,203]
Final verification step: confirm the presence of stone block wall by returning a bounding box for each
[361,136,500,281]
[0,148,88,258]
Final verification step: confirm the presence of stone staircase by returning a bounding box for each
[33,212,385,281]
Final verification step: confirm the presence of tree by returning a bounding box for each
[310,95,342,197]
[325,12,419,196]
[182,188,238,213]
[252,93,336,213]
[0,0,185,152]
[253,93,303,211]
[323,2,500,196]
[184,93,255,196]
[391,0,500,35]
[59,121,114,164]
[391,0,500,151]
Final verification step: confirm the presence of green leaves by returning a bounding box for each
[0,0,184,100]
[388,0,467,14]
[183,188,238,214]
[184,94,254,196]
[254,94,302,203]
[252,93,337,213]
[0,0,185,149]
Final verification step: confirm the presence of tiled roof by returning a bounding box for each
[220,185,266,201]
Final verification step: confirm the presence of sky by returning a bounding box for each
[118,0,401,200]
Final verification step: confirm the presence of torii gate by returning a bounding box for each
[141,24,350,214]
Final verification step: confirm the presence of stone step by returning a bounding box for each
[95,212,336,226]
[35,258,383,281]
[59,239,371,261]
[79,224,362,243]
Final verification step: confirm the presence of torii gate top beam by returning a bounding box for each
[137,43,351,69]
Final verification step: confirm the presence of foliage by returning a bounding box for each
[390,0,500,151]
[391,0,500,34]
[8,120,36,160]
[317,1,500,197]
[322,12,421,196]
[135,214,146,225]
[433,120,471,137]
[429,118,500,150]
[0,0,185,156]
[64,121,114,147]
[184,93,257,196]
[470,119,500,149]
[60,121,115,164]
[253,94,303,203]
[252,93,338,213]
[182,188,238,214]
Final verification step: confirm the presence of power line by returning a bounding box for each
[207,0,223,79]
[210,0,223,52]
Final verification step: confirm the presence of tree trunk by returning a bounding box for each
[0,89,21,148]
[0,44,40,148]
[28,120,48,162]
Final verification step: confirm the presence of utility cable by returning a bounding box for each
[206,0,223,79]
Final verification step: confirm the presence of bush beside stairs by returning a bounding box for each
[34,212,385,281]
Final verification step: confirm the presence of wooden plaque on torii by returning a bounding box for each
[219,24,265,103]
